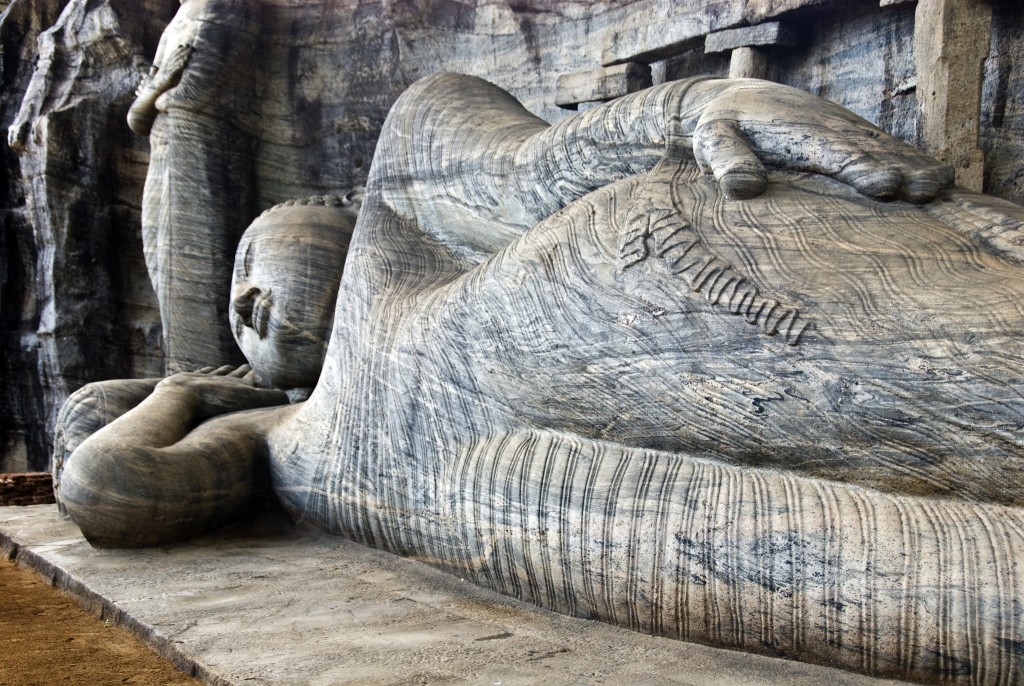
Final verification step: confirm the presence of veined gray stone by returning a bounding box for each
[58,71,1024,684]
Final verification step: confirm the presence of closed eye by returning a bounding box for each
[242,239,254,279]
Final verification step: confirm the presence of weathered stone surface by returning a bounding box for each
[772,2,921,151]
[601,1,744,66]
[6,0,1024,474]
[0,0,175,472]
[914,0,991,191]
[981,0,1024,205]
[600,0,826,66]
[704,21,798,53]
[555,62,652,109]
[59,67,1024,684]
[0,0,69,474]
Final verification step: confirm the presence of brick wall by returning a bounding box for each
[0,472,56,506]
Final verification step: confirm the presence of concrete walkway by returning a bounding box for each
[0,505,910,686]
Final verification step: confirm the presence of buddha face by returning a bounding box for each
[230,204,355,389]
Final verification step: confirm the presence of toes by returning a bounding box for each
[838,161,903,200]
[901,164,953,204]
[693,119,769,200]
[719,166,768,200]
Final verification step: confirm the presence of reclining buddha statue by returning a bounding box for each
[59,73,1024,684]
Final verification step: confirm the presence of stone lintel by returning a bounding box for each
[705,21,799,54]
[604,35,706,68]
[880,0,916,6]
[555,62,653,110]
[599,0,827,66]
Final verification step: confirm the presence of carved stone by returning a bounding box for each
[914,0,991,192]
[132,0,262,373]
[58,72,1024,683]
[704,21,798,54]
[555,63,653,110]
[1,0,174,472]
[704,21,798,80]
[6,0,1024,476]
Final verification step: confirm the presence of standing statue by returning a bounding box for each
[60,74,1024,684]
[128,0,262,372]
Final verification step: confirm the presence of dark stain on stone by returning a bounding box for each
[475,631,514,641]
[925,648,974,677]
[998,637,1024,656]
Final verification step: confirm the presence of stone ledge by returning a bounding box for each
[0,505,912,686]
[704,22,799,54]
[555,63,653,109]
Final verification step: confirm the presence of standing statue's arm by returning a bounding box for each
[126,43,194,136]
[60,366,289,547]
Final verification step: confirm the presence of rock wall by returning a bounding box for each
[2,0,1023,471]
[983,0,1024,203]
[1,0,73,474]
[1,0,174,472]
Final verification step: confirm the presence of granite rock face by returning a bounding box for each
[1,0,174,472]
[3,0,1024,473]
[983,0,1024,204]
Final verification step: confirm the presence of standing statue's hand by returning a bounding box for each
[158,365,289,421]
[148,43,194,93]
[692,80,954,203]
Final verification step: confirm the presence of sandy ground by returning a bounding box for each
[0,556,200,686]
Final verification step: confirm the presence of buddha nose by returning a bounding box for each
[233,286,261,328]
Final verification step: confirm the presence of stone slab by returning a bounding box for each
[0,505,913,686]
[600,1,820,66]
[555,63,653,109]
[705,22,799,54]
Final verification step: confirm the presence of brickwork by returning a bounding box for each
[0,472,56,506]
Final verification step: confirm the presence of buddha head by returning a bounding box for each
[230,193,360,390]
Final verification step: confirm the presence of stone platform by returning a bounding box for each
[0,505,910,686]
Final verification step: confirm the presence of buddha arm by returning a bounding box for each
[60,370,289,547]
[372,73,952,258]
[52,378,162,509]
[518,77,954,211]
